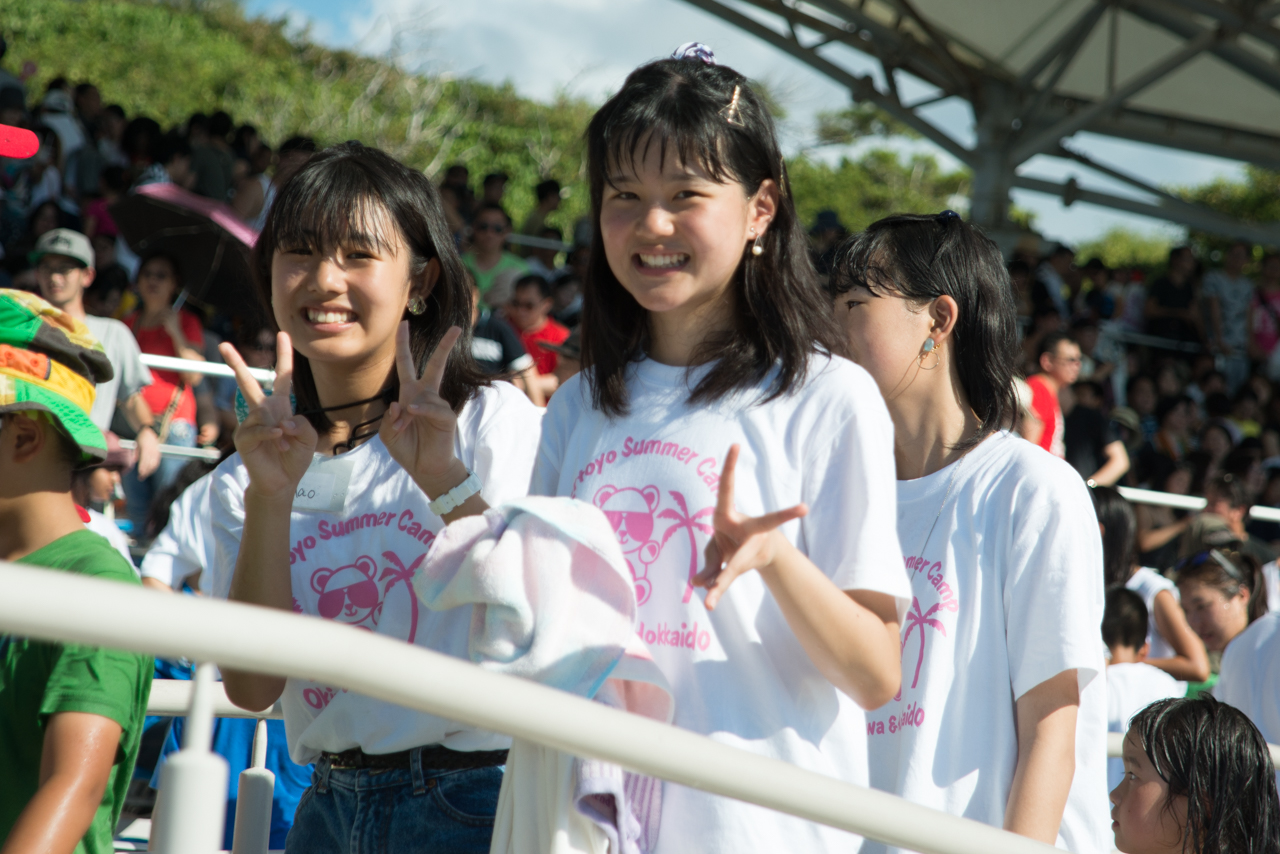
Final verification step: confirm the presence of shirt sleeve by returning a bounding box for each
[112,322,153,400]
[40,642,151,731]
[209,459,250,600]
[528,375,576,497]
[469,384,545,508]
[1003,453,1107,699]
[800,366,911,620]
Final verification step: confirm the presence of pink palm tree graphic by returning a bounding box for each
[658,490,716,603]
[380,550,427,643]
[901,596,947,692]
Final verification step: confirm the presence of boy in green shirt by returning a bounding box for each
[0,289,154,854]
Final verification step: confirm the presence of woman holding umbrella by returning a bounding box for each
[122,251,214,533]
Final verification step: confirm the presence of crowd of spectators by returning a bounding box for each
[4,37,1280,853]
[1007,239,1280,578]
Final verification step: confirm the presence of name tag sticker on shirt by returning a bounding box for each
[294,455,354,514]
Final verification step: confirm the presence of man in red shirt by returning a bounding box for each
[506,273,569,378]
[1025,330,1081,458]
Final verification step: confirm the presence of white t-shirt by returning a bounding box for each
[209,382,542,765]
[865,431,1110,854]
[1105,663,1184,790]
[83,314,153,432]
[1126,567,1178,660]
[1214,611,1280,788]
[141,473,214,593]
[531,355,911,854]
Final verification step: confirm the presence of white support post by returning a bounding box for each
[151,663,229,854]
[231,719,275,854]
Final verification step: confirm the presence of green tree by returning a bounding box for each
[787,149,970,233]
[1076,227,1173,269]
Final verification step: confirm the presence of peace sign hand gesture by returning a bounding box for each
[379,322,466,497]
[220,332,318,501]
[693,444,809,610]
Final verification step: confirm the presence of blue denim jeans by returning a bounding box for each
[284,750,502,854]
[121,418,198,535]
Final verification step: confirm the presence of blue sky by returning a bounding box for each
[244,0,1247,245]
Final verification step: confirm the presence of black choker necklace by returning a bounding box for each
[301,388,396,454]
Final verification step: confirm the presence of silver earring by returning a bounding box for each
[407,296,426,315]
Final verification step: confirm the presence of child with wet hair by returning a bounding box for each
[1111,695,1280,854]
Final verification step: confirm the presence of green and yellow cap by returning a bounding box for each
[0,289,113,464]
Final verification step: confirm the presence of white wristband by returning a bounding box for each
[428,470,482,516]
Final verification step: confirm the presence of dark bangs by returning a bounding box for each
[829,214,1020,450]
[253,142,486,432]
[583,58,844,417]
[1132,696,1280,854]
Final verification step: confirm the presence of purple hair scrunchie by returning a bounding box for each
[671,42,716,65]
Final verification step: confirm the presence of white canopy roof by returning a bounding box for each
[683,0,1280,240]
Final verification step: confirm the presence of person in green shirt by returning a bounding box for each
[0,289,154,854]
[461,203,528,295]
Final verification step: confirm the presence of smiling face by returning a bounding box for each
[271,203,425,372]
[599,139,773,325]
[1110,729,1188,854]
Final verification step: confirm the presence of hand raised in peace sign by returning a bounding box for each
[693,444,809,610]
[220,332,318,500]
[379,321,468,497]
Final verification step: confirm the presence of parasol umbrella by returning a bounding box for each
[110,182,261,320]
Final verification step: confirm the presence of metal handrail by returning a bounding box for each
[1117,485,1280,524]
[140,353,274,385]
[147,679,283,719]
[1106,731,1280,767]
[0,562,1058,854]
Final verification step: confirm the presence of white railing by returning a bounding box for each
[0,562,1061,854]
[1117,485,1280,523]
[140,354,274,385]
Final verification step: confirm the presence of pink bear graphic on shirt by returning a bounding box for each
[310,556,382,629]
[307,550,425,643]
[594,485,661,605]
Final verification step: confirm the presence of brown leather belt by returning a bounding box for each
[322,745,508,771]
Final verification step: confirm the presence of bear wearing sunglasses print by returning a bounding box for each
[307,551,425,643]
[594,485,662,605]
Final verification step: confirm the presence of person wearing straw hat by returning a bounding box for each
[0,289,153,854]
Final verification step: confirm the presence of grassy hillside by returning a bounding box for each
[1,0,969,235]
[0,0,596,229]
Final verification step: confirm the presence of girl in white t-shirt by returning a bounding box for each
[531,45,910,854]
[1091,485,1209,682]
[212,142,542,854]
[829,213,1111,854]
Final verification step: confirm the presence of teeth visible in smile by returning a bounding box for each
[307,309,356,324]
[638,253,688,269]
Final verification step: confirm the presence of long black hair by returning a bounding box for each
[1092,485,1138,588]
[1130,696,1280,854]
[252,141,488,434]
[583,57,844,417]
[827,213,1020,450]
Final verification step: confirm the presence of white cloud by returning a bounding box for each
[245,0,1254,243]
